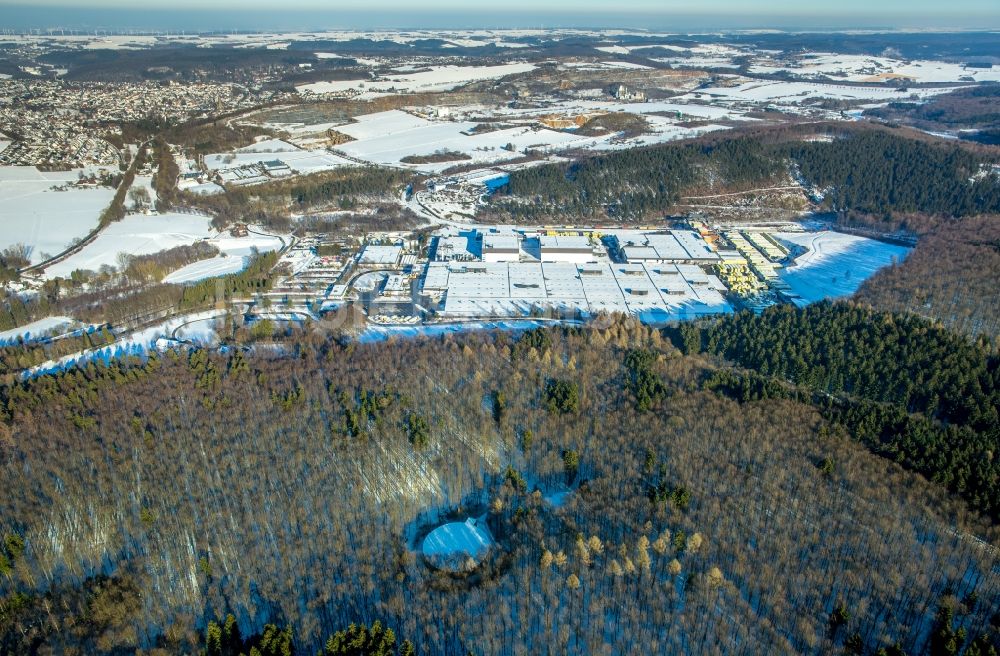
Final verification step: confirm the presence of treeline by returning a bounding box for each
[0,290,54,332]
[97,143,147,227]
[487,125,1000,221]
[152,137,181,211]
[866,85,1000,131]
[0,324,115,376]
[178,250,278,310]
[1,319,998,654]
[184,166,412,230]
[167,122,272,156]
[119,241,220,285]
[676,302,1000,518]
[0,251,277,357]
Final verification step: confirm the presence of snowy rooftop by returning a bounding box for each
[434,261,731,319]
[359,244,403,266]
[539,235,593,252]
[482,234,520,253]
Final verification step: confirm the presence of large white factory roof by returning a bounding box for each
[644,233,692,260]
[619,231,719,263]
[482,233,520,252]
[538,235,593,252]
[436,235,475,260]
[359,244,403,265]
[433,261,731,319]
[673,230,720,261]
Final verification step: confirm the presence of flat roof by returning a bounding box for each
[359,244,402,265]
[673,230,720,261]
[482,234,520,252]
[435,261,732,319]
[645,233,691,260]
[622,246,661,261]
[539,235,593,252]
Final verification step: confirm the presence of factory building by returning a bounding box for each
[616,231,720,264]
[481,233,521,262]
[434,235,476,262]
[359,244,403,266]
[421,261,731,319]
[538,235,597,264]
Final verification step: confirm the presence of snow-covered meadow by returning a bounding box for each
[296,62,536,98]
[43,213,284,280]
[204,139,356,175]
[333,110,596,172]
[0,166,116,264]
[775,231,911,304]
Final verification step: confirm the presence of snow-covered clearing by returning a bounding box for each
[775,231,910,304]
[684,80,963,106]
[296,62,536,97]
[25,309,227,378]
[204,139,356,174]
[334,110,597,172]
[0,316,76,344]
[183,182,225,195]
[162,255,247,284]
[41,211,283,281]
[357,319,576,344]
[0,166,116,264]
[422,519,494,566]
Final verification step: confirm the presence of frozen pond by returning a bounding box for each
[775,231,910,305]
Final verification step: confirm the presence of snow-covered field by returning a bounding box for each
[204,139,356,174]
[44,212,215,279]
[684,80,961,106]
[0,166,116,264]
[43,212,284,280]
[334,110,595,172]
[775,231,911,304]
[0,315,76,344]
[296,62,536,97]
[750,53,1000,84]
[162,255,248,284]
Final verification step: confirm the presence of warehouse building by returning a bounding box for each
[422,261,731,319]
[359,244,403,266]
[538,235,598,264]
[482,234,521,262]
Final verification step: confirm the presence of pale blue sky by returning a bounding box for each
[5,0,999,10]
[2,0,998,30]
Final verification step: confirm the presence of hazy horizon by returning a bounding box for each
[2,2,999,33]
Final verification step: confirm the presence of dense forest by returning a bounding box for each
[857,215,1000,339]
[486,125,1000,222]
[865,85,1000,133]
[675,302,1000,519]
[1,317,999,654]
